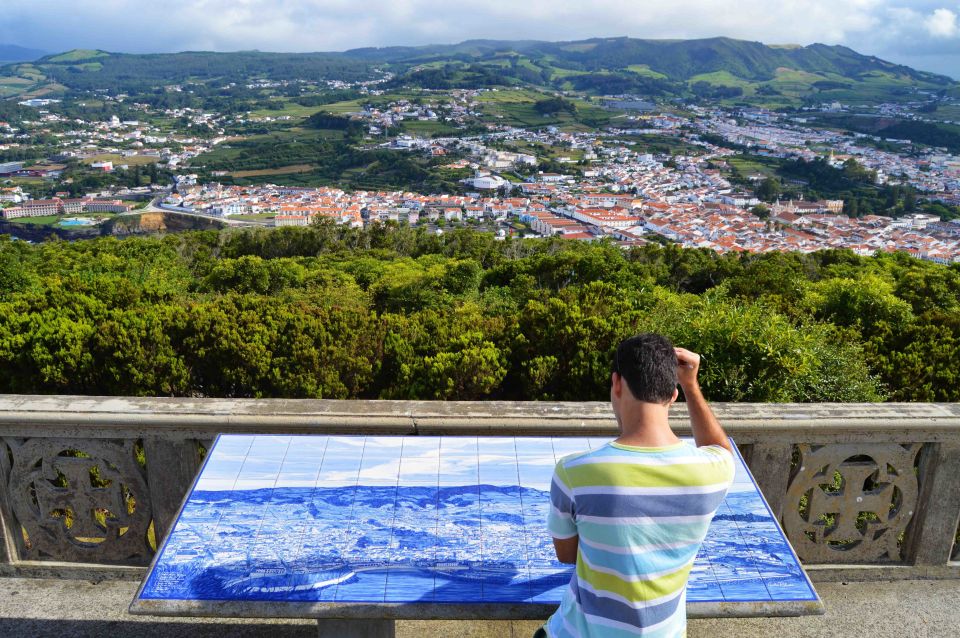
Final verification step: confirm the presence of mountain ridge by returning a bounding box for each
[2,37,954,105]
[341,36,952,85]
[0,44,47,63]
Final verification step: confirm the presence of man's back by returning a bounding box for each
[545,440,734,638]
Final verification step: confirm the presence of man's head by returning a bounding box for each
[611,333,678,410]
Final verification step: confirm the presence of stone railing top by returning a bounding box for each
[0,396,958,441]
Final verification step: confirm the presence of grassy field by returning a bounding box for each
[21,82,67,98]
[5,212,118,227]
[0,73,39,97]
[728,155,781,178]
[756,68,832,101]
[4,215,60,226]
[196,128,344,168]
[411,61,449,70]
[47,50,109,62]
[514,57,543,73]
[248,100,328,119]
[68,62,104,72]
[83,153,160,166]
[401,120,459,136]
[476,88,547,103]
[625,65,668,79]
[557,42,599,53]
[0,76,33,86]
[547,67,589,79]
[229,164,316,178]
[287,126,345,139]
[688,71,755,91]
[483,101,559,126]
[0,64,49,97]
[13,64,45,81]
[2,176,47,187]
[813,71,931,105]
[476,89,612,129]
[924,104,960,122]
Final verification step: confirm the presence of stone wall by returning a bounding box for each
[0,396,957,581]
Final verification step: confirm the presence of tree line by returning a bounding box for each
[1,223,958,402]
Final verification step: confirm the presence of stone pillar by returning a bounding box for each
[144,438,204,545]
[0,439,22,564]
[745,443,793,521]
[903,442,960,566]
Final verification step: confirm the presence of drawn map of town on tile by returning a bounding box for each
[138,435,818,607]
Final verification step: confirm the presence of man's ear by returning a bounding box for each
[668,387,679,405]
[611,372,622,398]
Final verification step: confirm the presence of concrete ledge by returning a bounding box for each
[2,576,958,638]
[1,395,959,441]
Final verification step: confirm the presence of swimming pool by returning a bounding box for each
[59,218,97,227]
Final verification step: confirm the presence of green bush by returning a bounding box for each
[0,227,955,402]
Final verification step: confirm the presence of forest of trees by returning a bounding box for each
[727,156,958,220]
[1,223,958,403]
[38,51,373,96]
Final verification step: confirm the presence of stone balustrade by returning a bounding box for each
[0,396,957,582]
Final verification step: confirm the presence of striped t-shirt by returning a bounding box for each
[545,441,734,638]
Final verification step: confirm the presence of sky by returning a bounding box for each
[2,0,960,78]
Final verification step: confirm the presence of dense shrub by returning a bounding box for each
[1,226,957,401]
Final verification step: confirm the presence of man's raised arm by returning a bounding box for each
[675,348,732,454]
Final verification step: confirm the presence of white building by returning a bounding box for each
[468,175,509,190]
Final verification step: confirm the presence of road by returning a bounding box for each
[122,197,270,227]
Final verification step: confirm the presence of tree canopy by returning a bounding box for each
[2,224,958,402]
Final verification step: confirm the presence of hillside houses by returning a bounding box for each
[161,108,960,263]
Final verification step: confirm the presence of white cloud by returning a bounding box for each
[925,8,959,37]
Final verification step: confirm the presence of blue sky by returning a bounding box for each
[1,0,959,78]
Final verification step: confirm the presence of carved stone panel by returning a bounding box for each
[5,438,153,564]
[783,443,921,563]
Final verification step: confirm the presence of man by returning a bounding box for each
[540,333,734,638]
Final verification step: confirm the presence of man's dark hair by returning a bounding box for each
[613,333,678,404]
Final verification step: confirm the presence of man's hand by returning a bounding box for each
[674,347,701,389]
[553,536,579,565]
[674,346,731,453]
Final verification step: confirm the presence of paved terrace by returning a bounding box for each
[0,397,957,636]
[0,576,956,637]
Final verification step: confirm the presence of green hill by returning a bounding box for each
[0,49,375,98]
[345,36,948,82]
[0,38,953,105]
[349,37,954,105]
[44,49,109,62]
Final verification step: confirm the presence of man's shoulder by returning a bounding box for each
[556,444,607,466]
[681,443,736,483]
[688,442,735,461]
[554,442,735,484]
[601,441,735,484]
